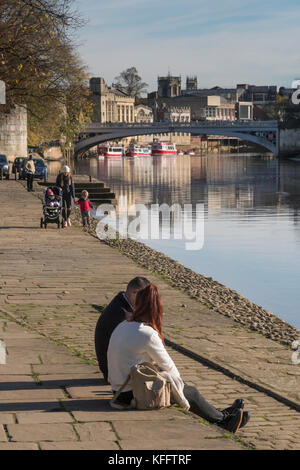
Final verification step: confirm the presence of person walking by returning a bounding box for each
[56,165,75,227]
[25,154,35,192]
[107,283,250,434]
[75,190,96,227]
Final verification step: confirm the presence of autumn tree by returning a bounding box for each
[113,67,148,99]
[0,0,92,146]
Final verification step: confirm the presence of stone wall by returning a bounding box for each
[0,105,27,159]
[279,128,300,157]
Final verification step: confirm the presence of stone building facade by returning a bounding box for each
[90,77,135,123]
[134,105,153,123]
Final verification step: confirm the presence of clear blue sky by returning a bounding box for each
[74,0,300,92]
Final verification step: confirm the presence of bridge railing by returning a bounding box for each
[84,120,278,131]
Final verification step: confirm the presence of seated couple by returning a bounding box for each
[94,277,250,434]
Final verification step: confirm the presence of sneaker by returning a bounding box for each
[220,408,243,434]
[63,220,68,228]
[67,218,72,227]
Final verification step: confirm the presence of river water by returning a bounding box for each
[49,153,300,330]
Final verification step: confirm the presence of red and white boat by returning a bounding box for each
[151,141,177,156]
[126,144,151,157]
[98,144,124,157]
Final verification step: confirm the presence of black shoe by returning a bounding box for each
[220,408,243,434]
[240,411,250,428]
[222,398,244,415]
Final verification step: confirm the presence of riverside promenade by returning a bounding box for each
[0,179,299,450]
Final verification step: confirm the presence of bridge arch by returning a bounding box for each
[74,122,278,157]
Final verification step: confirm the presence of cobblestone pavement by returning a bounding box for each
[0,179,299,450]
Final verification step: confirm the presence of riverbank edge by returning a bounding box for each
[75,210,299,348]
[30,177,300,346]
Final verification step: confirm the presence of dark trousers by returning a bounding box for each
[112,384,224,423]
[27,173,34,191]
[62,193,72,221]
[183,384,224,423]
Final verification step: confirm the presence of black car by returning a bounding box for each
[20,157,48,181]
[0,154,10,179]
[12,157,25,175]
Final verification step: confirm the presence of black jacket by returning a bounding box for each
[55,173,75,199]
[94,292,133,380]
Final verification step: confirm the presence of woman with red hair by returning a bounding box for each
[107,283,249,434]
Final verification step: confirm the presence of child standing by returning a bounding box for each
[75,190,95,226]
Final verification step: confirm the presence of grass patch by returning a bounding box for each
[30,365,42,385]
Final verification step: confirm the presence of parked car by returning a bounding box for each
[12,157,25,175]
[19,157,48,181]
[0,154,10,179]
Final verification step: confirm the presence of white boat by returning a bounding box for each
[177,151,184,156]
[151,141,177,156]
[97,144,124,157]
[126,144,151,157]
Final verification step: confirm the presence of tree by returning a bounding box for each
[113,67,148,99]
[259,95,289,122]
[0,0,92,146]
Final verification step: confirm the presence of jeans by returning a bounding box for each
[81,211,90,226]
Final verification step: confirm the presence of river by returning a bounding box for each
[48,153,300,330]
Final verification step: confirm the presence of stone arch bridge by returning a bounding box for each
[74,120,279,157]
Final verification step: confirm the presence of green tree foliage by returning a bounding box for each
[114,67,148,99]
[0,0,92,145]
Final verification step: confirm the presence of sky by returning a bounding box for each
[73,0,300,93]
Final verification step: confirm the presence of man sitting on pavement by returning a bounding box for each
[94,276,150,382]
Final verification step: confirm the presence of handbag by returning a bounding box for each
[110,362,171,410]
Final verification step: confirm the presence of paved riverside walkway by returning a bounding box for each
[0,179,299,450]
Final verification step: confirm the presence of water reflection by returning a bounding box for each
[49,154,300,329]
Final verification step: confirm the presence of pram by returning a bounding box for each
[40,185,63,229]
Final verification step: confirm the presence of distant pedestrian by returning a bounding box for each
[75,190,95,226]
[56,165,75,227]
[25,154,35,192]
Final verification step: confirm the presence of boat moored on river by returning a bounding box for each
[126,144,152,157]
[151,141,177,156]
[97,144,124,157]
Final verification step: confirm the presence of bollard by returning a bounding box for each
[0,340,6,364]
[89,175,92,182]
[15,169,17,180]
[0,167,2,180]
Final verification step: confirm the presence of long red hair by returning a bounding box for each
[131,284,164,343]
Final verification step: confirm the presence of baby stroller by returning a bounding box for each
[40,186,63,229]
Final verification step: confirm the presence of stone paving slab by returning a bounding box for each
[113,419,242,451]
[120,438,242,451]
[0,389,66,401]
[39,441,120,450]
[16,412,74,424]
[7,423,78,442]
